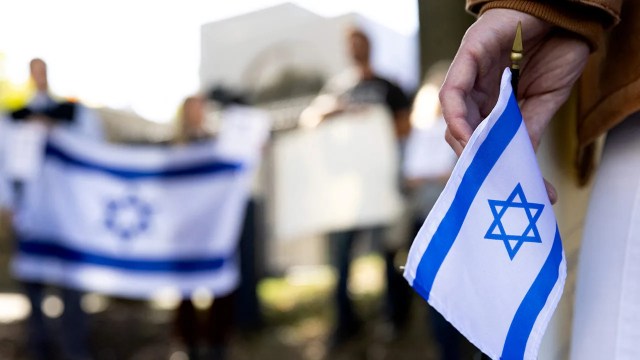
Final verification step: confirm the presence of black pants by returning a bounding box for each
[235,199,263,332]
[330,227,412,334]
[24,282,91,360]
[175,292,236,360]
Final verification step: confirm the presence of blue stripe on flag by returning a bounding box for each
[501,226,563,359]
[45,143,244,179]
[412,94,522,300]
[18,240,232,273]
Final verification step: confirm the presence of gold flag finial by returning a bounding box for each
[511,21,523,65]
[510,21,523,95]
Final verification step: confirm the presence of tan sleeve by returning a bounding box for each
[465,0,622,51]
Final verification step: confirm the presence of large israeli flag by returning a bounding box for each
[404,69,565,359]
[11,122,265,299]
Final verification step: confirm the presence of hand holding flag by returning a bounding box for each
[405,69,566,359]
[440,9,589,155]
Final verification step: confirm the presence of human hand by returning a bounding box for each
[441,9,589,153]
[439,9,590,203]
[299,95,345,127]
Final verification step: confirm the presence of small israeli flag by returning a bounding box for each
[404,69,565,359]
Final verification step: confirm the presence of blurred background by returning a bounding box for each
[0,1,481,359]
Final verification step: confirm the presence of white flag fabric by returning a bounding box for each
[11,126,264,299]
[404,69,566,359]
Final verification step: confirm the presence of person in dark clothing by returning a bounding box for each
[207,86,264,334]
[302,28,413,346]
[173,96,236,360]
[9,58,99,360]
[173,91,269,359]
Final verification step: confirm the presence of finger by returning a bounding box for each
[445,127,464,157]
[440,50,479,149]
[544,178,557,205]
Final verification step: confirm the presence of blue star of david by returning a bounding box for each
[104,195,152,241]
[485,183,544,260]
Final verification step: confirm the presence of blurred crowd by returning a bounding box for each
[0,26,467,360]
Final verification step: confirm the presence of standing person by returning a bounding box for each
[10,59,103,140]
[207,87,266,335]
[436,2,639,359]
[7,58,103,360]
[302,27,413,346]
[405,62,471,360]
[173,95,236,360]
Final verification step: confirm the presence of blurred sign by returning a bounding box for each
[272,106,403,241]
[3,121,47,181]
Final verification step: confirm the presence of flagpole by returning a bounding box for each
[510,21,523,96]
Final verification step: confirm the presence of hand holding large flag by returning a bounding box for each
[404,69,565,359]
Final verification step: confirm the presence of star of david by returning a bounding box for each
[104,195,152,241]
[485,183,544,260]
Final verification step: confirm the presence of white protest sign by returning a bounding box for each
[272,106,403,241]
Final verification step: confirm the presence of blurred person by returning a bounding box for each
[174,96,211,144]
[301,27,413,346]
[300,28,411,139]
[404,61,454,219]
[207,86,267,335]
[405,62,479,360]
[437,1,639,359]
[173,90,270,359]
[173,96,216,359]
[10,59,103,140]
[6,58,103,360]
[173,95,236,360]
